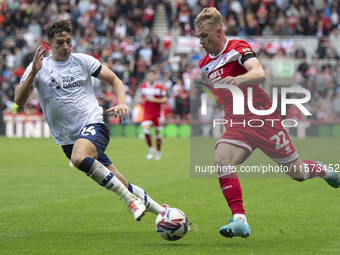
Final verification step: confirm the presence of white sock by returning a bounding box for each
[130,184,164,214]
[89,160,135,204]
[234,214,248,225]
[324,170,331,178]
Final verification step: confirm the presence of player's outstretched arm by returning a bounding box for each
[146,95,168,104]
[219,58,266,87]
[97,65,129,121]
[15,46,46,106]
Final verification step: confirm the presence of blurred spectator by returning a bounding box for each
[305,78,315,95]
[136,55,148,83]
[307,10,318,35]
[332,66,340,87]
[245,8,258,35]
[290,72,304,90]
[164,0,173,29]
[237,15,247,36]
[170,20,182,37]
[256,2,268,31]
[230,0,242,16]
[330,7,339,30]
[320,66,333,89]
[148,32,160,63]
[27,19,42,39]
[297,57,310,78]
[219,0,229,17]
[315,38,328,59]
[115,17,127,39]
[308,59,321,77]
[328,46,339,60]
[273,48,286,60]
[112,59,125,80]
[178,3,191,30]
[138,43,153,67]
[298,5,308,35]
[162,31,173,51]
[172,79,189,120]
[333,87,340,117]
[225,13,238,36]
[280,16,292,36]
[295,45,307,59]
[285,3,299,20]
[262,24,274,36]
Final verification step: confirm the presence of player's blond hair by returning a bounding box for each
[194,7,223,30]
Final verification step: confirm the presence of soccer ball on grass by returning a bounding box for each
[155,208,189,241]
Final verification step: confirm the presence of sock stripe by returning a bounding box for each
[128,183,133,193]
[144,191,149,207]
[78,157,95,173]
[100,172,114,186]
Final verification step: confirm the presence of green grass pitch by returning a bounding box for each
[0,136,339,254]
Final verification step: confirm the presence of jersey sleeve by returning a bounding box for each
[78,53,101,77]
[231,40,257,65]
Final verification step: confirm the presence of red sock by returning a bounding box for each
[302,160,326,178]
[156,137,161,151]
[218,172,245,215]
[145,133,152,147]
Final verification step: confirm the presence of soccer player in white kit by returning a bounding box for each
[15,19,167,221]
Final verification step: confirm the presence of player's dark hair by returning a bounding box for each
[46,19,72,42]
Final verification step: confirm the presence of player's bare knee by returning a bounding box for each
[71,155,87,168]
[214,156,236,168]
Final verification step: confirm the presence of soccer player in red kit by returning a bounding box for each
[140,69,167,160]
[194,7,340,239]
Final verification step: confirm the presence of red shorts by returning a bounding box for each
[141,113,162,130]
[216,118,299,164]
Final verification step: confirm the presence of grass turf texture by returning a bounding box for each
[0,136,339,254]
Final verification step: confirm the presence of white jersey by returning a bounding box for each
[21,53,104,145]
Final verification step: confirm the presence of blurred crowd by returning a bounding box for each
[1,0,340,125]
[286,56,340,122]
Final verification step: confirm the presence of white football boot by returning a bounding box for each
[154,151,162,160]
[128,197,146,221]
[146,147,154,160]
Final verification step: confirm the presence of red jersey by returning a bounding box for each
[199,39,298,164]
[199,39,279,121]
[140,82,166,118]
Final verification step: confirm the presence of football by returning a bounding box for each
[155,208,189,241]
